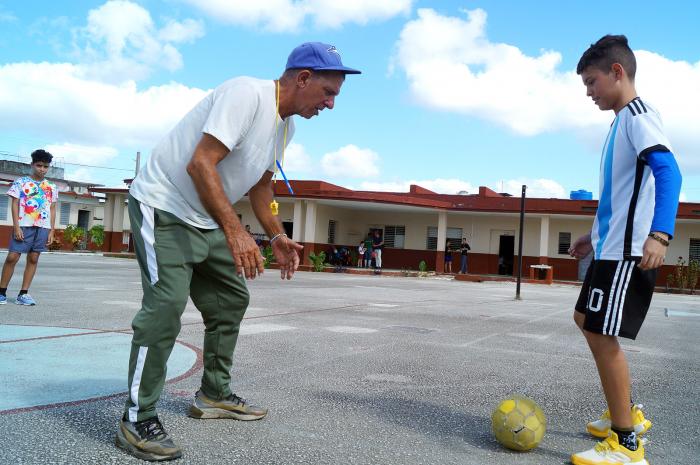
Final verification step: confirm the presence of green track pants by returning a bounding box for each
[124,195,249,422]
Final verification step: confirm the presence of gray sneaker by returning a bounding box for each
[188,390,268,420]
[115,416,182,461]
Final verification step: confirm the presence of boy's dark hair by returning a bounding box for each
[31,149,53,164]
[576,34,636,79]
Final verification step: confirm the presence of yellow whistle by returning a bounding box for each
[270,199,279,216]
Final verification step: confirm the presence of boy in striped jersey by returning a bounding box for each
[569,35,682,465]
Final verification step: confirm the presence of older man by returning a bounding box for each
[116,42,360,461]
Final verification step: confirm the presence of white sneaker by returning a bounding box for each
[587,404,652,438]
[571,432,648,465]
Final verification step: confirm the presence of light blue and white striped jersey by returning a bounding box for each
[591,97,672,260]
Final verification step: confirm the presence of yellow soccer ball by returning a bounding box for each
[491,395,546,451]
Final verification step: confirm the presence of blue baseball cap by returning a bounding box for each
[286,42,361,75]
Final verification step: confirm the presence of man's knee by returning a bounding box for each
[4,253,20,265]
[27,253,40,265]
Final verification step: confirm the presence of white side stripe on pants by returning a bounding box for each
[139,203,159,285]
[128,346,149,422]
[613,262,635,336]
[605,261,634,335]
[602,261,624,334]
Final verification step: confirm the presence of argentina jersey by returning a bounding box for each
[591,97,672,260]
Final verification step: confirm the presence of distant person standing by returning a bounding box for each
[357,241,366,268]
[459,238,471,274]
[363,232,373,268]
[0,149,57,306]
[444,239,453,273]
[372,230,384,273]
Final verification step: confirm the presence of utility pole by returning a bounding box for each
[135,151,141,176]
[515,185,526,300]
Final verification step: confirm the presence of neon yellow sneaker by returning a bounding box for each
[587,405,652,438]
[571,432,648,465]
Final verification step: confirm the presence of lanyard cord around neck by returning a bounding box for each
[273,80,289,185]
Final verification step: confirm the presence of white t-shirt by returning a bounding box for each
[591,97,671,260]
[130,77,295,229]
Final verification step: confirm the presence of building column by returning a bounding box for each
[302,200,317,265]
[539,216,550,265]
[109,194,125,252]
[436,210,447,272]
[292,200,304,243]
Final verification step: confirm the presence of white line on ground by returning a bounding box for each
[325,326,378,334]
[368,303,398,308]
[665,308,700,318]
[239,323,296,335]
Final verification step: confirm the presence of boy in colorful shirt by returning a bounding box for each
[0,149,58,306]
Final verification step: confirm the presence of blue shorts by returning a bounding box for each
[9,227,50,254]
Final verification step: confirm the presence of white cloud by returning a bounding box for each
[0,62,209,148]
[45,143,119,165]
[490,179,567,198]
[321,144,380,178]
[357,177,566,198]
[679,192,688,202]
[393,8,700,173]
[158,18,205,43]
[64,167,98,184]
[359,178,475,194]
[75,0,205,81]
[183,0,413,32]
[282,142,313,174]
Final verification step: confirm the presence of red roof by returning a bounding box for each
[91,180,700,219]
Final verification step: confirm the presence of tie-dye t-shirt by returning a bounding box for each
[7,176,58,228]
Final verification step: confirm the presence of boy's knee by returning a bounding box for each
[584,330,618,352]
[27,253,40,264]
[5,253,20,264]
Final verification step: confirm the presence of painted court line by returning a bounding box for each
[665,308,700,318]
[326,326,378,334]
[239,323,296,335]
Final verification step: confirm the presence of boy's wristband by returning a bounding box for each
[648,232,669,247]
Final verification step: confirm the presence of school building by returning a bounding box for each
[90,180,700,285]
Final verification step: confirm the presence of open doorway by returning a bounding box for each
[77,210,90,249]
[498,235,515,275]
[282,221,293,239]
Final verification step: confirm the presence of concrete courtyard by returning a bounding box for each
[0,253,698,465]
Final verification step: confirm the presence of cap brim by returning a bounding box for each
[312,65,361,75]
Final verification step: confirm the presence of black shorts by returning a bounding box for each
[575,259,657,340]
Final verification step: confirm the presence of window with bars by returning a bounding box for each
[0,195,7,221]
[558,232,572,254]
[384,225,405,248]
[690,238,700,262]
[446,227,462,250]
[59,202,71,225]
[426,227,462,250]
[328,220,337,244]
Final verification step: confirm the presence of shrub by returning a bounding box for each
[63,225,86,250]
[418,260,428,272]
[89,224,105,248]
[262,245,275,268]
[309,251,327,272]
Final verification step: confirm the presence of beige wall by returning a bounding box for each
[229,197,700,262]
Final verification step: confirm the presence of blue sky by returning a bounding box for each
[1,0,698,200]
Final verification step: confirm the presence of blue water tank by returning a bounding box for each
[570,190,593,200]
